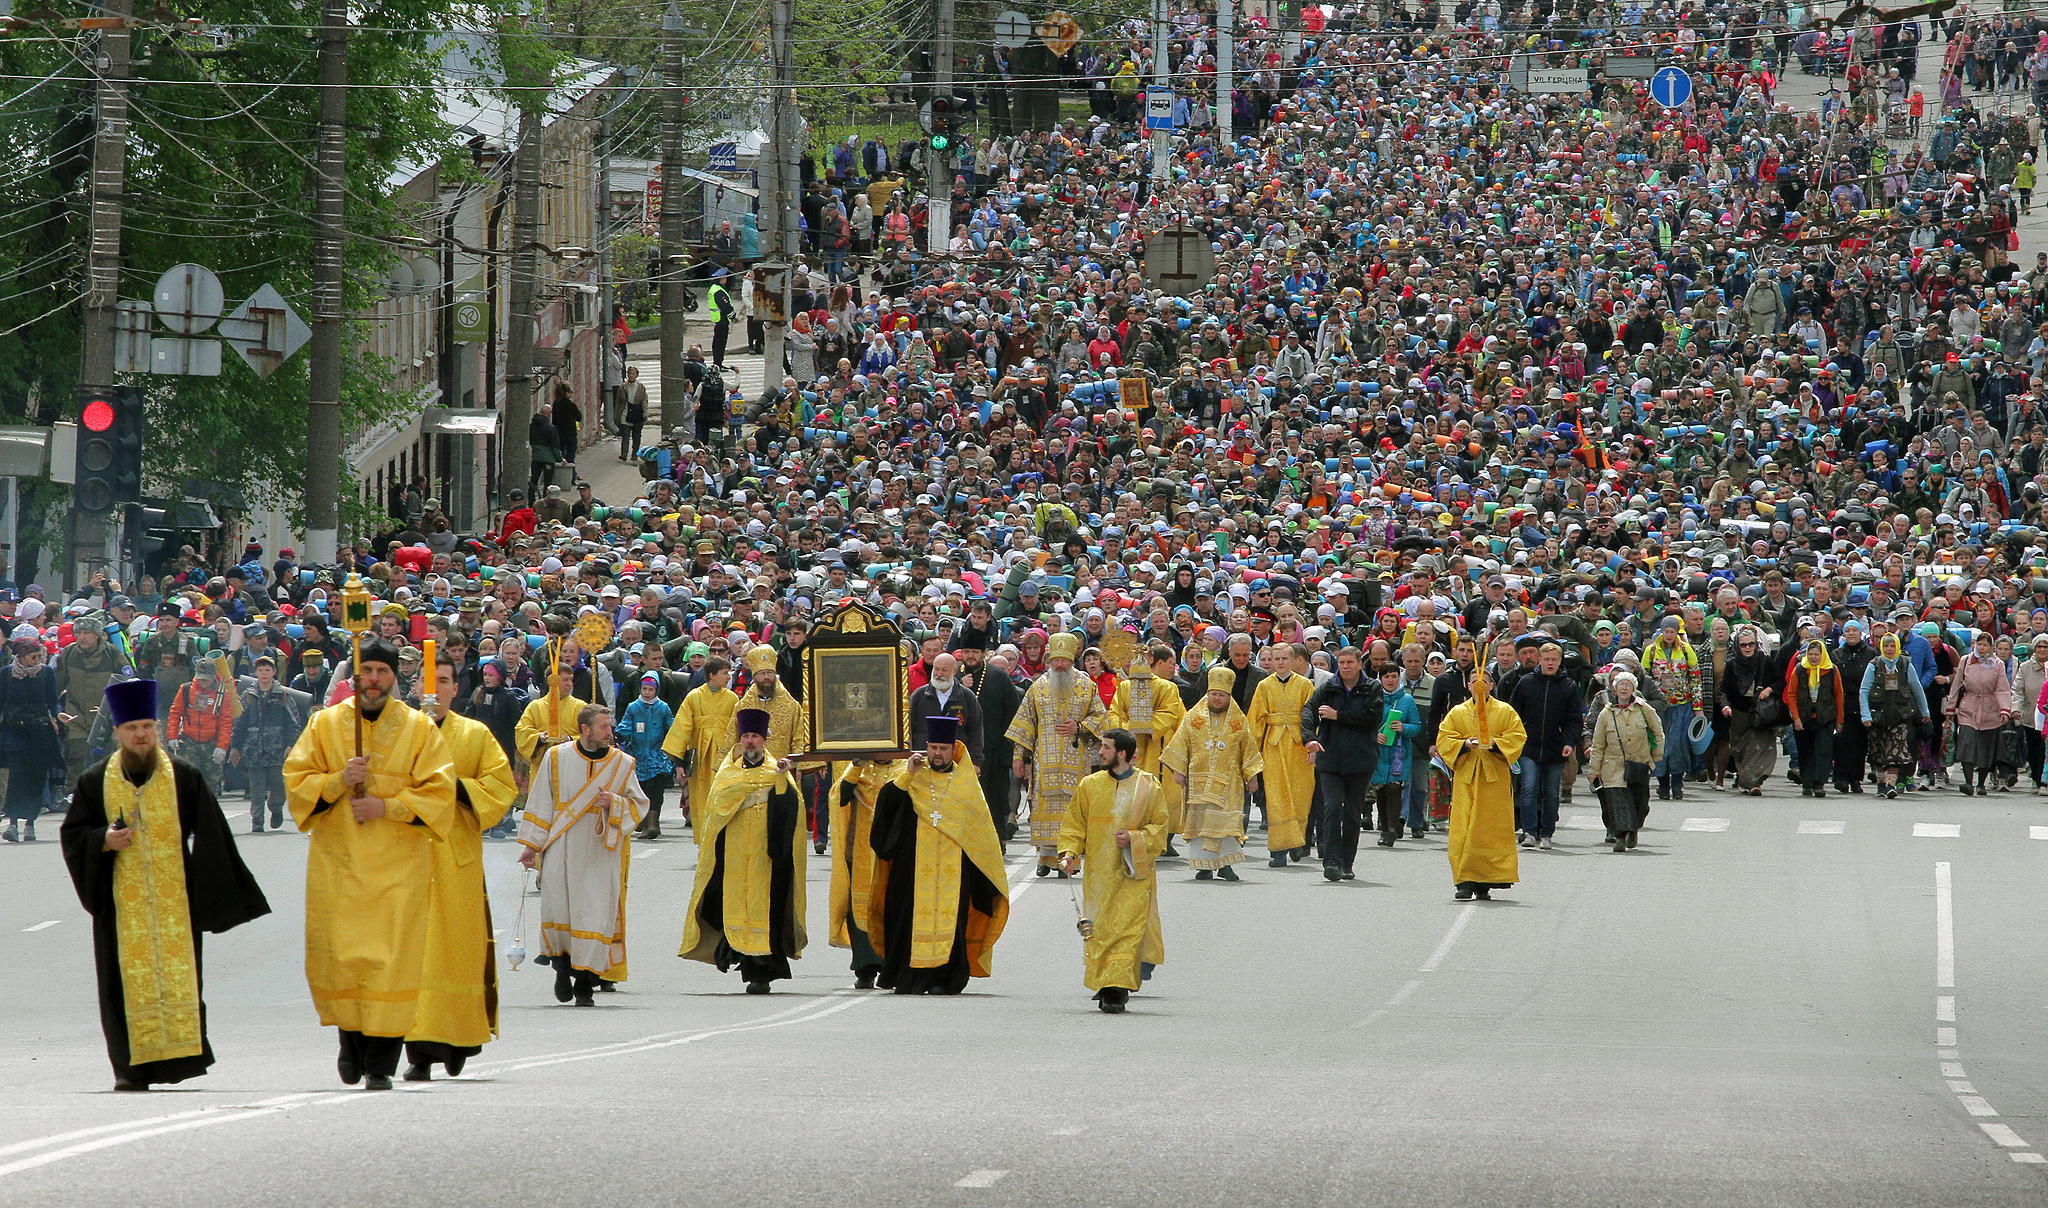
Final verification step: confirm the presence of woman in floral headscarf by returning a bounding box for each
[1860,631,1930,800]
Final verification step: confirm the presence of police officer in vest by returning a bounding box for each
[707,273,734,367]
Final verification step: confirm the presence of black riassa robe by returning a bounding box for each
[60,756,270,1084]
[697,777,804,984]
[869,780,999,995]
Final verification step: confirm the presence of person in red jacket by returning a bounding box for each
[498,490,537,548]
[166,654,234,793]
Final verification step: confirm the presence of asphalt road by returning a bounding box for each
[1,765,2044,1207]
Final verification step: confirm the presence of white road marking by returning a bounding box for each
[1937,1027,1958,1047]
[1982,1124,2030,1148]
[1049,1125,1086,1136]
[954,1170,1008,1188]
[1558,814,1604,830]
[1418,904,1477,973]
[0,1094,346,1178]
[1386,979,1422,1006]
[1942,1063,1967,1078]
[1948,1081,1977,1093]
[2013,1153,2047,1163]
[1679,817,1729,832]
[0,837,1052,1179]
[18,921,59,933]
[633,849,659,860]
[1959,1097,2000,1117]
[0,1095,322,1161]
[1935,862,1954,989]
[2031,826,2048,841]
[1796,820,1845,835]
[1937,996,1955,1021]
[1915,823,1961,838]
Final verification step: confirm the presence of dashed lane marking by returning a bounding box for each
[955,1170,1009,1188]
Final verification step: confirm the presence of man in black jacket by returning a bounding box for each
[967,646,1022,844]
[908,653,985,769]
[1507,642,1582,851]
[1301,645,1383,882]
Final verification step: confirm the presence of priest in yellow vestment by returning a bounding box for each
[1106,644,1185,855]
[658,654,736,842]
[519,703,647,1005]
[284,638,458,1091]
[515,651,586,767]
[1162,666,1263,880]
[404,661,516,1080]
[1247,643,1316,865]
[1058,729,1167,1014]
[828,757,898,989]
[680,708,807,993]
[725,645,806,759]
[1005,632,1108,874]
[1437,667,1525,901]
[61,679,270,1090]
[866,716,1009,994]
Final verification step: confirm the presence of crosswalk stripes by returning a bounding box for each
[1797,820,1847,835]
[1679,817,1730,832]
[1914,823,1963,838]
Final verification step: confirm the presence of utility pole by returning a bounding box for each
[500,104,541,502]
[659,2,688,440]
[74,0,132,588]
[763,0,795,382]
[1217,0,1233,153]
[928,0,956,255]
[1150,0,1170,189]
[304,0,347,566]
[596,69,633,446]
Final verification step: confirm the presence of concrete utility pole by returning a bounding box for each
[1217,0,1233,151]
[928,0,956,255]
[659,2,688,440]
[501,104,541,501]
[1151,0,1170,188]
[304,0,347,566]
[597,68,635,443]
[73,0,131,587]
[763,0,795,382]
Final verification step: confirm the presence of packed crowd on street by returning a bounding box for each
[26,0,2048,1088]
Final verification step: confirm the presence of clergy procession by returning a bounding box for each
[48,579,1553,1094]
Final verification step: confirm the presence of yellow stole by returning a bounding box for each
[875,749,1010,973]
[681,757,797,958]
[105,752,202,1066]
[543,746,636,853]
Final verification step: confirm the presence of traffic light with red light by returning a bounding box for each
[73,387,142,515]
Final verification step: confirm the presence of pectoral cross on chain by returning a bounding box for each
[929,810,944,827]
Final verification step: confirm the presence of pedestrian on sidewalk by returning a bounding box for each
[619,366,648,461]
[551,383,582,478]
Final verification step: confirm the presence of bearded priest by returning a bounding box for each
[866,715,1009,995]
[681,708,808,994]
[62,679,270,1091]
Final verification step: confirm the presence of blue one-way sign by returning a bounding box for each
[1651,65,1693,108]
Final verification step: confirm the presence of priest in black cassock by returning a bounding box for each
[867,715,1010,995]
[61,679,270,1091]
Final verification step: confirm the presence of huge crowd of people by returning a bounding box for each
[12,4,2048,876]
